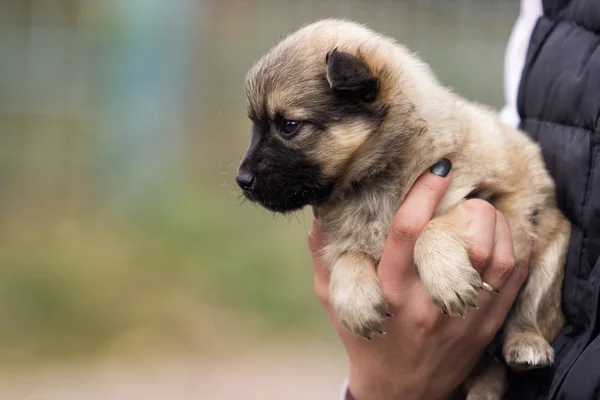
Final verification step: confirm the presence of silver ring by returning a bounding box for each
[481,282,500,295]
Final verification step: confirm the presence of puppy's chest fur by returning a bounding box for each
[320,170,407,267]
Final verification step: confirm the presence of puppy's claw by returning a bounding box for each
[414,230,483,319]
[504,334,554,370]
[377,329,385,335]
[334,288,389,339]
[385,313,393,318]
[424,269,482,317]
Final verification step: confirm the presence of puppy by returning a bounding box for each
[237,19,571,399]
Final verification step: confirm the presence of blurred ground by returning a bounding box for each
[0,347,346,400]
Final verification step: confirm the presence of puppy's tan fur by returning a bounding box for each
[244,19,570,399]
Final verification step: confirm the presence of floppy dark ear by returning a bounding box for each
[325,49,379,102]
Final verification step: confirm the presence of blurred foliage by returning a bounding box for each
[0,0,518,367]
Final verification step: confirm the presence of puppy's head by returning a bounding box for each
[237,20,392,213]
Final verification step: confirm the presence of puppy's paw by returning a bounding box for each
[331,283,389,339]
[415,234,481,317]
[464,355,507,400]
[465,377,505,400]
[466,392,502,400]
[504,333,554,370]
[329,252,388,339]
[426,263,481,317]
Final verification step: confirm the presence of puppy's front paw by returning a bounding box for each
[329,252,389,339]
[415,234,482,317]
[426,262,481,317]
[331,283,389,339]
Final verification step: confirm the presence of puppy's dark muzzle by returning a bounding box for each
[236,170,256,192]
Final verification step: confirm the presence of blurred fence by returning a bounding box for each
[0,0,518,367]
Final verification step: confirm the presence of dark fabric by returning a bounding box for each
[508,0,600,399]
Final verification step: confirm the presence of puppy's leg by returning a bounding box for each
[502,206,569,369]
[415,206,506,398]
[414,205,482,316]
[329,252,389,338]
[464,355,507,400]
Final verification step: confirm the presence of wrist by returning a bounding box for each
[348,368,458,400]
[348,366,418,400]
[348,385,458,400]
[347,384,424,400]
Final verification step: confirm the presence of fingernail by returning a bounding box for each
[430,158,452,177]
[312,206,319,219]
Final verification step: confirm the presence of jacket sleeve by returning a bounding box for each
[552,334,600,399]
[547,256,600,400]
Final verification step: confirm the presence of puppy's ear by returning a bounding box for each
[326,49,379,102]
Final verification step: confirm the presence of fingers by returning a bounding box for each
[477,210,519,312]
[482,266,527,341]
[308,218,330,303]
[453,209,521,343]
[464,199,497,274]
[379,159,453,283]
[484,211,527,314]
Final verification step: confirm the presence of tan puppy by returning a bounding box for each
[237,19,570,399]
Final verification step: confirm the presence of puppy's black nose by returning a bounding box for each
[236,171,255,191]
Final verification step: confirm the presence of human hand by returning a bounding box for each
[308,164,528,400]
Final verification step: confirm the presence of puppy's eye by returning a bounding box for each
[280,120,301,138]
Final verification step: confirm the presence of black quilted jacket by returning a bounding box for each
[508,1,600,399]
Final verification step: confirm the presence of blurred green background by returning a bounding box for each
[0,0,518,397]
